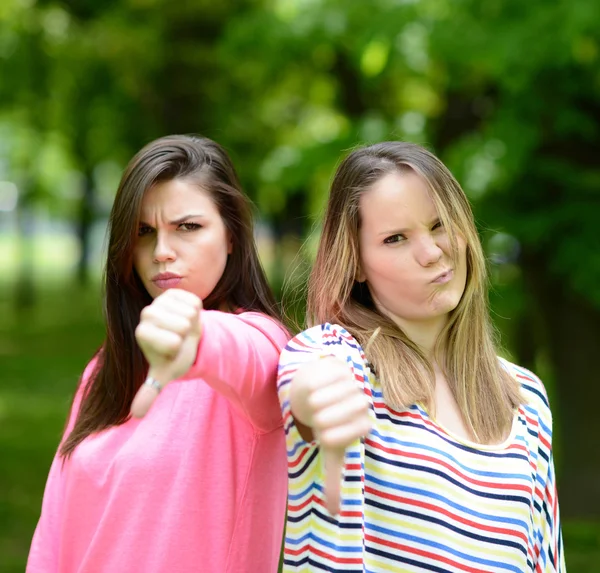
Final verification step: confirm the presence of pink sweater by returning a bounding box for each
[27,311,290,573]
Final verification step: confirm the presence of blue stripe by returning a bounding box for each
[365,473,530,529]
[369,427,532,481]
[374,412,531,461]
[285,531,363,552]
[365,521,524,572]
[289,448,319,479]
[365,497,527,556]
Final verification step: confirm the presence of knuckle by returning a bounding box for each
[306,390,322,413]
[166,334,182,352]
[135,323,148,341]
[183,306,197,321]
[319,431,337,449]
[358,394,370,411]
[311,409,330,429]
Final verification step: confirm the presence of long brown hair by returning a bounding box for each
[308,141,521,444]
[61,135,282,457]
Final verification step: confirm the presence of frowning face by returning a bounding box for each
[358,170,467,333]
[133,178,231,301]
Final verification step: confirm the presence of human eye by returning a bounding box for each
[138,225,154,237]
[178,222,202,232]
[432,220,444,231]
[383,234,405,245]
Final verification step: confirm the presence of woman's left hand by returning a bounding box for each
[131,289,203,418]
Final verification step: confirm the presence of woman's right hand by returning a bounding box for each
[290,356,372,515]
[131,289,203,418]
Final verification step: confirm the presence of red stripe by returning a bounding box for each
[364,485,529,544]
[284,544,363,564]
[372,399,530,455]
[364,533,496,573]
[516,372,539,385]
[288,446,311,468]
[290,338,320,350]
[366,438,533,493]
[287,494,362,518]
[539,432,551,451]
[522,411,539,428]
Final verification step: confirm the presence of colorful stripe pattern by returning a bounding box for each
[277,323,565,572]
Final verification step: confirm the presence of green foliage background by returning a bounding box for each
[1,0,599,570]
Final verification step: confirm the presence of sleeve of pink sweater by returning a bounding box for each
[188,310,289,433]
[27,358,98,573]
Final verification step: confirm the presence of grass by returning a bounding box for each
[0,276,105,572]
[0,274,599,572]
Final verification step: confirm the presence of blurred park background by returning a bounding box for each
[1,0,599,571]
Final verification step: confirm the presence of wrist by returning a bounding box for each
[290,365,318,428]
[147,367,171,387]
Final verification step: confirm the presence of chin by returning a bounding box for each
[430,294,462,316]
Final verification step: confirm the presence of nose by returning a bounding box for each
[152,232,176,263]
[414,234,443,267]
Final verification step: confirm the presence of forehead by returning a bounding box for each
[359,170,438,227]
[139,178,217,217]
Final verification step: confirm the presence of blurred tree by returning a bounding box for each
[217,0,600,516]
[428,0,600,517]
[1,0,598,517]
[0,2,52,307]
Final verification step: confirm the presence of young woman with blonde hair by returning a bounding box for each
[278,141,564,572]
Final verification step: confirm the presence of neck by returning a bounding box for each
[391,314,448,363]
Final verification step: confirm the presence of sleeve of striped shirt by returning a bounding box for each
[536,450,566,572]
[277,326,330,456]
[526,372,566,573]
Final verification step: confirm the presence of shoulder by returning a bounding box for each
[65,351,102,435]
[235,311,290,350]
[499,357,553,427]
[80,350,102,390]
[284,322,364,357]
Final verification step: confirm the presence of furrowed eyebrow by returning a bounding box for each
[138,214,205,227]
[377,217,440,236]
[169,214,205,225]
[378,228,408,236]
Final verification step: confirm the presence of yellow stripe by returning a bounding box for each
[364,456,531,520]
[363,504,521,562]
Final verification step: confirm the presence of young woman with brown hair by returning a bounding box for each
[278,142,565,572]
[27,135,289,573]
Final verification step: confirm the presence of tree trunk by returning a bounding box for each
[76,169,95,285]
[15,192,35,309]
[521,249,600,518]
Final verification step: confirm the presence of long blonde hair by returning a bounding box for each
[308,141,521,444]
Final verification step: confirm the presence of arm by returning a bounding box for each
[532,430,566,572]
[277,326,372,514]
[131,290,288,431]
[187,310,289,432]
[523,369,565,573]
[26,456,66,572]
[277,329,326,451]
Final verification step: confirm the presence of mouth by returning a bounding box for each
[432,269,454,284]
[152,272,182,289]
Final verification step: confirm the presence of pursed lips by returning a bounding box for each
[432,269,453,284]
[152,272,182,289]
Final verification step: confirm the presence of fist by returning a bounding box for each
[293,356,372,449]
[291,356,372,515]
[131,289,202,417]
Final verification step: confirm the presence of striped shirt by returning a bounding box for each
[277,323,565,572]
